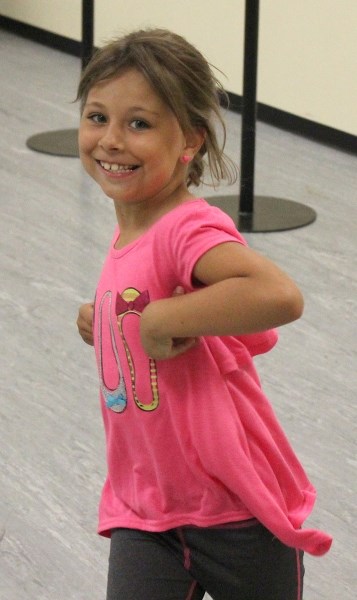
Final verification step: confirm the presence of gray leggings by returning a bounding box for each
[106,520,304,600]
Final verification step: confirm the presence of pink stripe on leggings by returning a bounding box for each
[295,549,302,600]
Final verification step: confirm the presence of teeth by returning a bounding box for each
[100,161,134,172]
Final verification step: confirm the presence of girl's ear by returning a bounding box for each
[183,127,206,160]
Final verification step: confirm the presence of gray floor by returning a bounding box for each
[0,29,356,600]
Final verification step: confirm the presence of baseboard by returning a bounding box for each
[0,15,81,57]
[1,15,356,155]
[227,92,357,155]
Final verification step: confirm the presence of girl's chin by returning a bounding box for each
[105,192,141,205]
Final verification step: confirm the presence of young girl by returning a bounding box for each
[76,28,331,600]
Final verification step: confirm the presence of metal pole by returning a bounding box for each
[207,0,316,231]
[81,0,94,70]
[239,0,259,215]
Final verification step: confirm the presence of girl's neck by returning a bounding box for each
[113,187,197,249]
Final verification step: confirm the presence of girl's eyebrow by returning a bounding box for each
[129,106,160,116]
[83,101,106,110]
[83,100,159,117]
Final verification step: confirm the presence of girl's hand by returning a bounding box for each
[140,329,198,361]
[77,302,94,346]
[140,286,198,360]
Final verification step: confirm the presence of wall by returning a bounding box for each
[0,0,356,136]
[0,0,81,40]
[259,0,357,137]
[94,0,245,102]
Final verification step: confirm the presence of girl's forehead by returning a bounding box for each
[87,69,158,102]
[84,69,181,122]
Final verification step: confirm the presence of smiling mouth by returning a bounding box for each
[98,160,139,173]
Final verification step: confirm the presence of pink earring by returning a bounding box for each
[181,154,192,164]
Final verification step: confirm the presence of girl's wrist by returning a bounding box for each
[141,298,171,341]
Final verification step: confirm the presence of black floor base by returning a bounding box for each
[26,129,79,157]
[208,195,317,232]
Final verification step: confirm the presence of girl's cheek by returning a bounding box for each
[78,130,86,149]
[79,135,94,155]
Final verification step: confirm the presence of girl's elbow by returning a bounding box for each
[281,284,304,323]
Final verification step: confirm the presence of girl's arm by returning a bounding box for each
[140,242,304,360]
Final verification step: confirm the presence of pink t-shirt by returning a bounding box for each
[93,199,332,556]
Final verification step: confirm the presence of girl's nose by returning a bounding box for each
[99,124,124,151]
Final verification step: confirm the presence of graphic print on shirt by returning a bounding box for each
[97,287,159,413]
[116,288,159,412]
[98,290,128,412]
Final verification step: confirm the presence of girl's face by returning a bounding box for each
[79,69,197,213]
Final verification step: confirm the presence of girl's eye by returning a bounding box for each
[130,119,149,130]
[88,113,107,124]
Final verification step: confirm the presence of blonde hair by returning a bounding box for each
[77,28,236,187]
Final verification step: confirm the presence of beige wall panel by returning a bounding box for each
[0,0,81,40]
[94,0,245,96]
[259,0,357,135]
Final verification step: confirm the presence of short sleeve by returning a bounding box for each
[155,199,278,356]
[165,200,247,290]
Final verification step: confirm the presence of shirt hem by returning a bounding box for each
[97,510,254,538]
